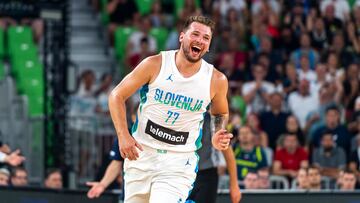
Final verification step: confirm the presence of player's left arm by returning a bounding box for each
[210,69,232,150]
[222,148,242,203]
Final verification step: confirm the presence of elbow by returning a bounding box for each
[108,89,125,108]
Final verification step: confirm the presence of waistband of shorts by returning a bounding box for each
[141,144,195,155]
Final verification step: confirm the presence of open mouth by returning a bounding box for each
[191,45,201,55]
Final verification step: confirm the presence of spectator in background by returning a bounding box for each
[310,17,330,51]
[0,168,9,186]
[273,134,308,179]
[0,149,25,167]
[278,115,305,149]
[126,15,157,57]
[213,0,247,20]
[283,2,307,37]
[177,0,201,21]
[282,63,299,96]
[217,53,246,88]
[0,0,44,42]
[76,70,96,98]
[288,79,319,129]
[308,166,322,190]
[339,170,357,191]
[306,81,343,141]
[252,37,283,83]
[295,168,309,190]
[165,20,183,50]
[233,126,268,180]
[312,131,346,180]
[11,167,28,187]
[352,5,360,37]
[312,106,352,155]
[126,36,155,69]
[278,26,298,61]
[70,70,97,117]
[243,172,258,190]
[257,167,270,189]
[290,33,319,70]
[223,7,247,43]
[329,33,354,69]
[348,96,360,133]
[218,35,248,76]
[246,114,273,165]
[106,0,139,43]
[44,169,63,189]
[87,138,123,199]
[297,55,317,82]
[320,0,350,22]
[242,64,275,114]
[346,20,360,54]
[342,63,360,121]
[260,92,290,150]
[311,63,329,95]
[95,73,114,116]
[149,0,165,28]
[322,4,343,40]
[349,134,360,179]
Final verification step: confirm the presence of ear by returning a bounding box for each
[179,31,185,43]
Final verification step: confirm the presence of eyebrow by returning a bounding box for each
[192,30,211,38]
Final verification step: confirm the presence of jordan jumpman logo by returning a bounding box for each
[166,74,174,82]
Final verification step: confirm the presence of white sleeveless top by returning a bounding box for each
[132,50,214,152]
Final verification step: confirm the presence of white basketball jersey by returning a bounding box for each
[131,50,214,152]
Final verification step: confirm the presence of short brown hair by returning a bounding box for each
[183,16,215,34]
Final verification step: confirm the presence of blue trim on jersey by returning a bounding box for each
[131,112,139,134]
[195,128,203,150]
[132,84,149,133]
[195,106,209,150]
[186,152,200,201]
[139,84,149,112]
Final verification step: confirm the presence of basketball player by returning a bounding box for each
[109,16,240,202]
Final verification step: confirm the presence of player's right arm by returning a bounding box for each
[109,54,161,160]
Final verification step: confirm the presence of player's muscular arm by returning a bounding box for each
[210,69,232,151]
[109,54,161,160]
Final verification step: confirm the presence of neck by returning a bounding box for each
[175,50,202,77]
[286,148,296,154]
[272,108,281,114]
[241,143,254,151]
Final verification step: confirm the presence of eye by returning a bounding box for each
[192,32,199,37]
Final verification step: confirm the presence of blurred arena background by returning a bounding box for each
[0,0,359,202]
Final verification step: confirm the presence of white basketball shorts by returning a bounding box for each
[123,145,199,203]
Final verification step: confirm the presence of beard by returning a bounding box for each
[181,43,204,63]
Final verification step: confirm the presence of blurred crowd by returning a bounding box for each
[0,131,63,189]
[12,0,352,192]
[83,0,360,191]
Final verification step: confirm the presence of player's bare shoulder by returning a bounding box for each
[210,68,229,99]
[132,53,162,84]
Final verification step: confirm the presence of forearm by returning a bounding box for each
[109,91,129,138]
[222,148,239,187]
[99,161,122,188]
